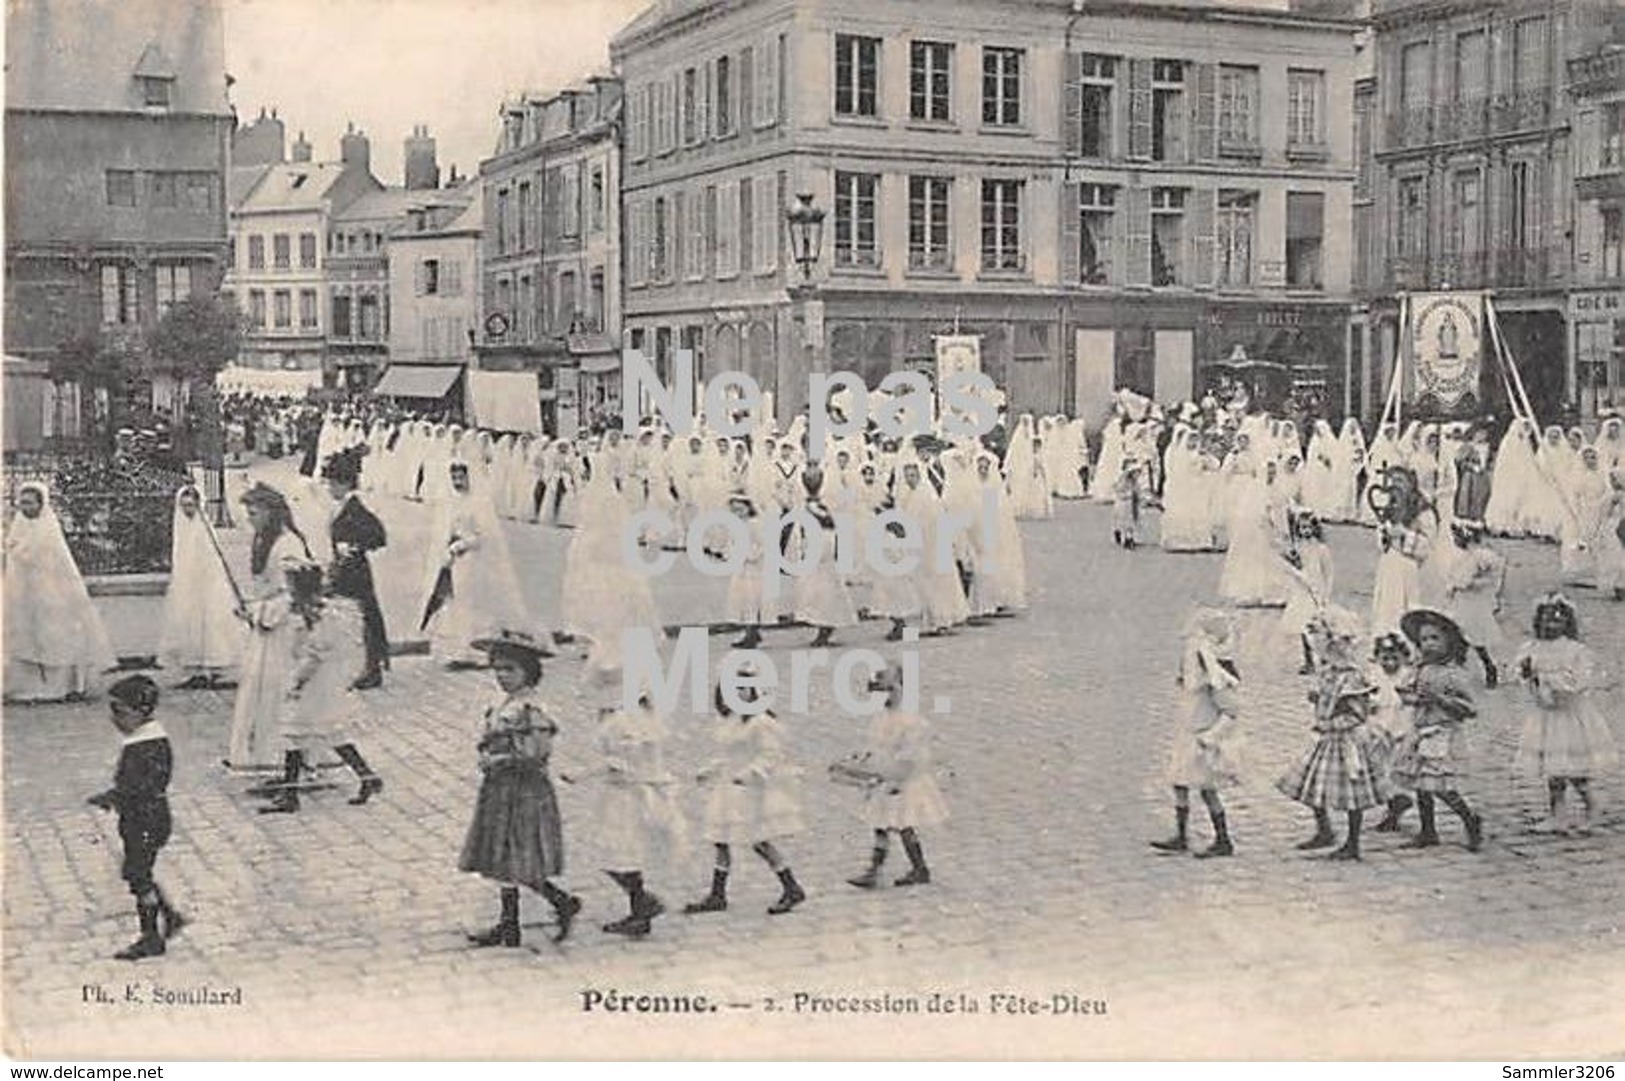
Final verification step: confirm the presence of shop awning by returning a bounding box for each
[578,353,621,375]
[372,364,462,399]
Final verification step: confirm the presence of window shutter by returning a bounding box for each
[1125,186,1151,285]
[1063,52,1083,157]
[414,261,426,296]
[1192,63,1217,162]
[630,201,646,287]
[671,191,685,283]
[739,47,755,136]
[705,185,718,277]
[699,63,712,142]
[1189,188,1215,286]
[1128,59,1153,160]
[740,179,754,272]
[759,34,780,127]
[1060,182,1081,284]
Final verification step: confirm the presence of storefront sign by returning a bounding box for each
[1569,290,1625,318]
[1409,291,1484,411]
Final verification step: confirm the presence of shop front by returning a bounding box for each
[1200,300,1350,422]
[1571,288,1625,420]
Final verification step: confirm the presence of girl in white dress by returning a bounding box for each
[1218,459,1286,608]
[1331,418,1366,523]
[1560,447,1613,586]
[969,451,1028,615]
[4,482,117,703]
[844,663,948,888]
[158,485,240,689]
[896,462,970,634]
[682,680,808,916]
[1302,420,1340,519]
[1369,468,1436,638]
[1485,417,1536,537]
[788,468,859,648]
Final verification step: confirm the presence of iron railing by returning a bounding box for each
[4,454,190,576]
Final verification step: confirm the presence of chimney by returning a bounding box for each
[233,106,286,166]
[291,129,312,163]
[340,121,371,175]
[403,123,440,190]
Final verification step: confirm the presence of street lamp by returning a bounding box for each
[785,192,825,288]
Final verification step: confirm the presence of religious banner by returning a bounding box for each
[933,334,1005,430]
[1408,291,1485,413]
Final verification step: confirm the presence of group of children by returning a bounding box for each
[1151,592,1618,861]
[88,628,949,959]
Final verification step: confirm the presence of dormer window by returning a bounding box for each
[133,43,177,111]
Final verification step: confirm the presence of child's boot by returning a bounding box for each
[1328,811,1362,860]
[1401,793,1440,848]
[768,868,806,914]
[1297,808,1336,850]
[467,886,522,947]
[259,749,305,814]
[115,896,165,961]
[1150,806,1190,853]
[1194,810,1233,858]
[895,830,931,886]
[847,843,887,889]
[155,887,188,940]
[1374,794,1411,832]
[684,869,729,914]
[333,743,384,805]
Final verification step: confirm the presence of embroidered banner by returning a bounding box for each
[1409,292,1484,411]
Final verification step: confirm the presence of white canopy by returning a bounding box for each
[215,365,322,398]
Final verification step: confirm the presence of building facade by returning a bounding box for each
[611,0,1359,426]
[386,193,482,368]
[476,78,624,436]
[1568,35,1624,417]
[4,0,233,443]
[1356,0,1625,423]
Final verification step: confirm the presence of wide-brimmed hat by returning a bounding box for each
[1400,608,1468,657]
[470,628,555,659]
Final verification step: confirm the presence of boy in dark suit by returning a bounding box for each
[88,675,187,960]
[323,446,390,690]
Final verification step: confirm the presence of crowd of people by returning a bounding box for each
[5,384,1623,960]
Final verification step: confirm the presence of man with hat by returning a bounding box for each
[323,445,390,690]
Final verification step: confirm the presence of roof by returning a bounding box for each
[235,162,349,213]
[373,364,463,399]
[6,0,231,116]
[612,0,721,49]
[333,188,443,224]
[229,164,273,208]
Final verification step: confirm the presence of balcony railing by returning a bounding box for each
[1384,246,1568,291]
[1493,88,1552,135]
[1383,88,1556,150]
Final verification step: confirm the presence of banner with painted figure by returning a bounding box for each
[1409,291,1485,414]
[934,334,1006,432]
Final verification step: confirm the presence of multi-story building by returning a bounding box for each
[224,125,381,375]
[386,191,481,369]
[476,78,623,435]
[1568,28,1624,417]
[611,0,1359,425]
[4,0,232,445]
[1357,0,1624,422]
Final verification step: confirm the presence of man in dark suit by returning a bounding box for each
[322,446,390,690]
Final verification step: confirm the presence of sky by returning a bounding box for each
[223,0,651,184]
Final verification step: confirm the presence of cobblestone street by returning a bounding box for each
[5,467,1624,1058]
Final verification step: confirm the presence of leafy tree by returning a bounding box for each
[147,295,244,468]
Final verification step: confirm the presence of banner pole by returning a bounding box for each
[1486,296,1537,427]
[1381,294,1407,431]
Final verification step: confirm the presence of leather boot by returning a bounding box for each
[468,887,521,947]
[1150,806,1190,852]
[333,743,384,805]
[684,869,729,914]
[259,750,304,814]
[115,898,165,961]
[768,868,806,914]
[895,831,931,886]
[847,846,887,889]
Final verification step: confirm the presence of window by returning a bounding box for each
[1455,31,1486,101]
[1078,183,1116,284]
[653,196,670,281]
[421,258,442,296]
[1450,171,1481,258]
[299,289,318,329]
[589,269,606,332]
[754,33,782,127]
[715,56,733,136]
[590,165,606,232]
[754,174,779,273]
[1398,176,1426,259]
[496,188,510,253]
[248,235,265,270]
[100,265,140,325]
[683,67,700,144]
[558,270,578,331]
[1285,192,1324,289]
[1217,65,1258,150]
[1077,54,1114,157]
[443,260,462,296]
[1603,208,1622,279]
[1401,42,1430,109]
[518,182,532,250]
[185,173,214,212]
[1509,161,1530,251]
[1514,17,1546,90]
[982,47,1023,127]
[331,293,352,337]
[106,170,137,207]
[629,83,649,160]
[835,34,880,118]
[834,172,880,267]
[299,232,317,269]
[908,176,952,270]
[155,264,191,314]
[1216,190,1255,287]
[272,234,291,271]
[685,188,707,279]
[981,178,1024,271]
[140,76,171,109]
[358,294,380,340]
[1151,188,1183,286]
[910,41,953,122]
[150,172,178,208]
[273,289,292,329]
[1287,70,1325,148]
[562,167,581,238]
[1603,103,1624,170]
[716,180,742,278]
[1151,60,1184,163]
[249,290,267,329]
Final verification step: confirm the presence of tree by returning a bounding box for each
[147,295,245,469]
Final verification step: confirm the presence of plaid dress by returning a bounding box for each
[1276,670,1394,811]
[1390,662,1476,792]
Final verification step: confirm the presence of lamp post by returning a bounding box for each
[784,192,827,419]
